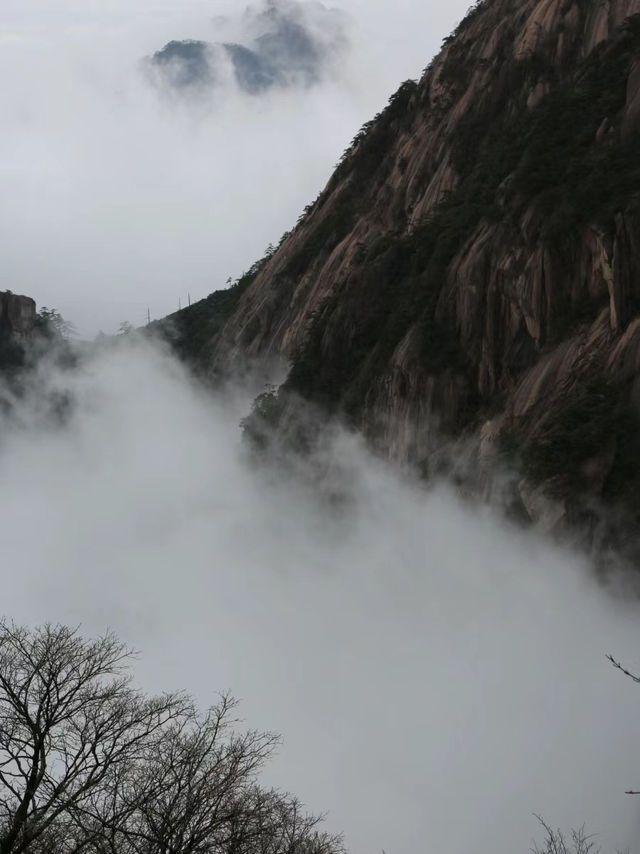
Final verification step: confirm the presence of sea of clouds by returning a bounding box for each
[1,336,640,854]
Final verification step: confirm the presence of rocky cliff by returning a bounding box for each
[0,291,36,340]
[169,0,640,556]
[0,291,37,372]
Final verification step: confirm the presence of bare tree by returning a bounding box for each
[91,696,278,854]
[0,623,345,854]
[532,816,600,854]
[77,698,344,854]
[243,791,344,854]
[0,622,190,854]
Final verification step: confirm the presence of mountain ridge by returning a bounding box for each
[161,0,640,557]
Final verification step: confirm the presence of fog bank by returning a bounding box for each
[1,339,640,854]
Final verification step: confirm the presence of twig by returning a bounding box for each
[606,654,640,683]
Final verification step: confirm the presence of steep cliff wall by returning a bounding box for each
[0,292,36,340]
[172,0,640,551]
[0,291,37,372]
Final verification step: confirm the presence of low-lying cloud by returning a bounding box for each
[1,338,640,854]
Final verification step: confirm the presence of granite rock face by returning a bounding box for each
[174,0,640,549]
[0,290,37,377]
[0,292,36,341]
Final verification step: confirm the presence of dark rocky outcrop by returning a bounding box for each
[0,291,36,340]
[0,291,36,373]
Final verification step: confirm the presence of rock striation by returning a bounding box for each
[0,290,37,377]
[171,0,640,556]
[0,291,36,340]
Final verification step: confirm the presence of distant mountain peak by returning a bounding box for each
[146,0,346,96]
[151,40,213,88]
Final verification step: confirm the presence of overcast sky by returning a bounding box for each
[0,0,471,335]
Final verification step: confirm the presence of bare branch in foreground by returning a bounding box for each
[606,654,640,684]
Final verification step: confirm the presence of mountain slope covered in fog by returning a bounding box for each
[2,333,640,854]
[163,0,640,558]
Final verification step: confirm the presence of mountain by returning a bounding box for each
[150,33,319,94]
[150,40,215,89]
[162,0,640,557]
[147,1,344,95]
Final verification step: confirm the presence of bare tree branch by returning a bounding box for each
[606,655,640,684]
